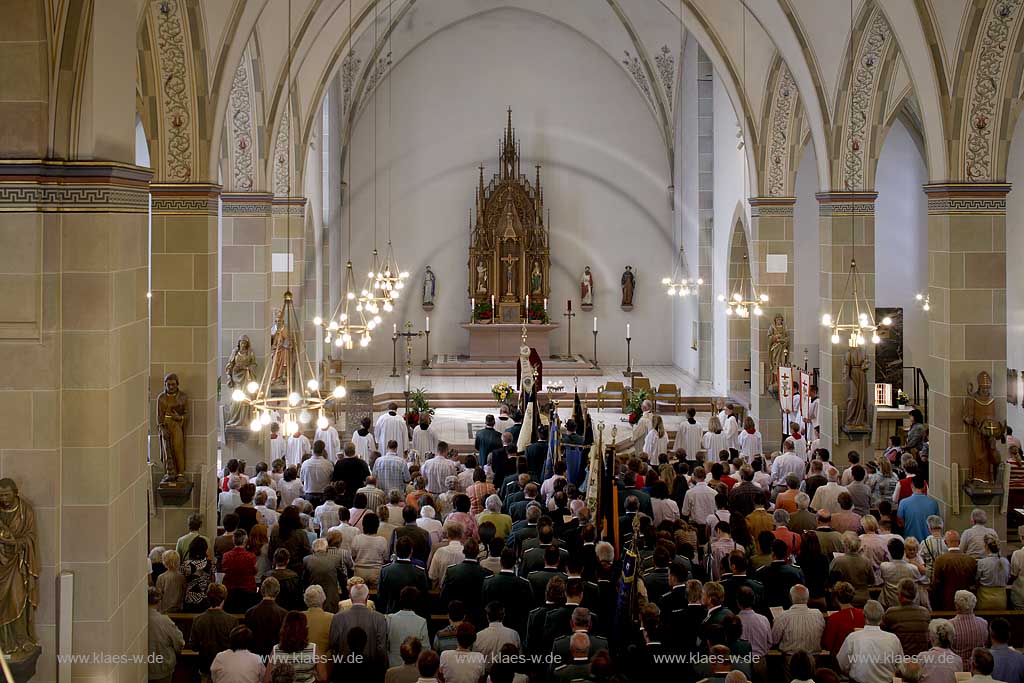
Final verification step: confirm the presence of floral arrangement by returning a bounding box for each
[896,389,910,406]
[474,301,494,321]
[626,388,650,425]
[406,388,434,427]
[527,301,549,323]
[491,381,515,405]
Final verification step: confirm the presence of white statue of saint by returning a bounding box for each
[580,266,594,308]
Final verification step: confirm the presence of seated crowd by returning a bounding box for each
[146,402,1024,683]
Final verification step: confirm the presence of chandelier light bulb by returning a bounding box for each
[333,385,347,399]
[697,278,704,285]
[360,336,370,347]
[726,307,734,316]
[342,333,352,343]
[881,316,892,326]
[400,271,409,279]
[246,381,259,394]
[821,313,832,326]
[316,415,329,430]
[288,392,300,406]
[231,388,245,402]
[754,306,763,316]
[299,410,311,424]
[661,277,671,285]
[367,320,377,330]
[915,293,924,301]
[391,290,401,299]
[346,292,355,300]
[667,287,676,296]
[759,294,769,302]
[732,292,742,303]
[334,337,344,347]
[717,294,726,302]
[249,418,262,432]
[307,379,319,392]
[831,333,841,345]
[922,301,930,311]
[383,302,393,312]
[856,334,865,346]
[373,315,382,324]
[871,333,881,344]
[313,316,323,326]
[858,313,869,325]
[260,411,272,425]
[329,320,339,331]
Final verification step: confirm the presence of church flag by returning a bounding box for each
[517,389,536,453]
[543,407,561,480]
[572,387,585,435]
[613,511,642,641]
[584,422,603,515]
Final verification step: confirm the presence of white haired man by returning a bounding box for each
[949,589,989,666]
[303,584,332,656]
[770,584,825,677]
[837,599,903,683]
[960,509,998,559]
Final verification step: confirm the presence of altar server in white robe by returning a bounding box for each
[675,408,704,461]
[411,414,439,458]
[787,381,803,434]
[285,429,312,468]
[375,402,409,456]
[314,420,342,462]
[702,415,730,458]
[721,404,740,450]
[642,414,670,461]
[269,422,288,463]
[804,385,820,438]
[737,416,763,461]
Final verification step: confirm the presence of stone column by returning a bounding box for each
[0,161,152,682]
[149,184,220,545]
[923,183,1008,533]
[749,197,796,446]
[816,192,877,462]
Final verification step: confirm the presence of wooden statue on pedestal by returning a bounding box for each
[467,109,550,323]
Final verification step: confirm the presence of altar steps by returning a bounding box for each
[421,353,602,377]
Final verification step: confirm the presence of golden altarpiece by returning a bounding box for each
[468,110,550,323]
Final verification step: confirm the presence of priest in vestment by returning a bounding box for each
[375,402,410,456]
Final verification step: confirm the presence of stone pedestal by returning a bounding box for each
[461,323,558,360]
[340,380,375,435]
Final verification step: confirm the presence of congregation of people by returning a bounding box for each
[146,398,1024,683]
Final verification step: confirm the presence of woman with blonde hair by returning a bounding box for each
[338,576,376,612]
[155,549,186,613]
[871,457,899,507]
[903,537,931,609]
[737,416,763,462]
[702,416,729,458]
[976,534,1010,610]
[643,414,669,461]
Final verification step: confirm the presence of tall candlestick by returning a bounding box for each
[567,299,572,312]
[593,316,598,332]
[626,323,631,339]
[425,316,430,332]
[393,322,397,334]
[525,295,530,314]
[491,295,495,311]
[543,298,548,311]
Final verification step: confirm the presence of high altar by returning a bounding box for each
[465,110,557,359]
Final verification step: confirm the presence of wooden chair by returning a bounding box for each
[597,381,626,412]
[631,376,652,393]
[654,383,681,414]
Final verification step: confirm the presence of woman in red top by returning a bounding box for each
[821,581,865,657]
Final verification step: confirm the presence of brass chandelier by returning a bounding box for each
[662,246,702,297]
[718,253,768,318]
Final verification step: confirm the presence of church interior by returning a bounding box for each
[4,0,1024,681]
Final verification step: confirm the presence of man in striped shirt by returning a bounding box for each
[422,442,460,495]
[373,440,411,497]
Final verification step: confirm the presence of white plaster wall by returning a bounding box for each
[337,7,674,365]
[1005,113,1024,439]
[672,34,700,377]
[794,143,820,369]
[712,71,747,394]
[874,119,928,376]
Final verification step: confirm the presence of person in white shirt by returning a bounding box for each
[771,584,825,656]
[269,422,288,463]
[314,420,341,463]
[703,416,730,459]
[253,472,278,510]
[837,599,903,683]
[678,408,704,460]
[737,416,763,462]
[960,509,999,559]
[784,421,809,460]
[472,602,521,670]
[721,404,740,450]
[811,466,849,514]
[375,402,409,457]
[416,505,443,546]
[642,414,670,462]
[682,467,718,526]
[327,507,361,550]
[277,466,304,509]
[300,441,335,504]
[352,416,377,464]
[428,520,465,587]
[219,476,243,520]
[422,444,460,495]
[285,429,312,468]
[770,442,807,489]
[804,385,819,437]
[255,491,279,527]
[210,625,265,683]
[314,487,341,533]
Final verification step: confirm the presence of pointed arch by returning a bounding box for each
[831,2,902,191]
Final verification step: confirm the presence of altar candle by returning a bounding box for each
[593,316,598,332]
[393,322,397,335]
[543,298,548,311]
[626,323,631,338]
[567,299,572,312]
[491,295,495,311]
[405,373,410,393]
[471,297,475,313]
[425,316,430,332]
[526,295,530,310]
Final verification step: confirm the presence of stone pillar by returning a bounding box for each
[749,197,796,446]
[696,48,715,381]
[149,184,220,546]
[816,192,877,462]
[0,161,152,682]
[923,183,1008,533]
[271,196,308,318]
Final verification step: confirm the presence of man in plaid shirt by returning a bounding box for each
[373,439,411,496]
